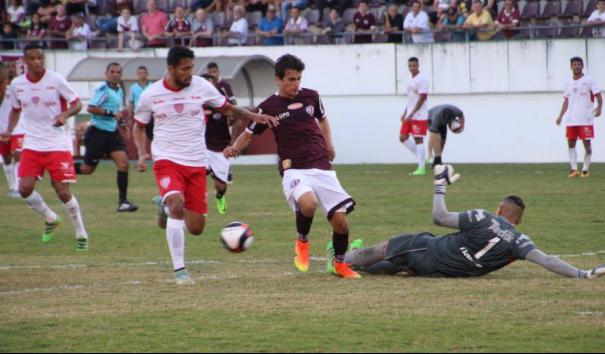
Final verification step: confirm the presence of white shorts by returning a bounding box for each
[282,168,355,219]
[206,150,232,184]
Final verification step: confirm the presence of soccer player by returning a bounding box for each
[74,62,138,212]
[0,62,20,198]
[127,66,153,140]
[400,57,430,176]
[427,104,465,168]
[201,73,242,215]
[206,62,237,105]
[0,44,89,250]
[224,54,361,279]
[133,46,278,285]
[340,165,605,279]
[556,57,602,178]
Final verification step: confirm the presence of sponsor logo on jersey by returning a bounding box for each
[174,103,185,113]
[153,100,165,105]
[287,103,303,111]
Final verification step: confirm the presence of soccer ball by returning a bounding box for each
[220,222,254,253]
[449,117,463,133]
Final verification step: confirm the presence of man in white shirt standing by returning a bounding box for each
[404,0,434,44]
[67,15,92,51]
[400,57,430,176]
[227,5,249,46]
[556,57,602,178]
[1,44,89,250]
[586,0,605,37]
[133,46,278,285]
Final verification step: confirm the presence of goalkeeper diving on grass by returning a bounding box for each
[328,165,605,279]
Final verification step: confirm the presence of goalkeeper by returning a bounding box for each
[335,165,605,279]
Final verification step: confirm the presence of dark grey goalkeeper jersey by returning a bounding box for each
[428,104,464,133]
[427,209,537,277]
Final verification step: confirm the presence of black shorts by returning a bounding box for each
[428,118,448,141]
[83,126,126,166]
[385,233,442,277]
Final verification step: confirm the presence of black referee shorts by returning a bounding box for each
[83,126,126,167]
[428,118,448,141]
[385,233,441,277]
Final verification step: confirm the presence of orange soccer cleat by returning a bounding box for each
[294,239,310,272]
[333,261,361,279]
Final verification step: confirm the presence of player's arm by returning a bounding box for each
[216,103,279,128]
[406,94,427,121]
[224,129,254,158]
[432,164,462,229]
[229,116,244,146]
[53,99,82,127]
[594,92,602,118]
[133,122,150,172]
[556,97,569,126]
[318,117,336,161]
[525,249,605,279]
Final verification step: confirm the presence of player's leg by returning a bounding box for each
[566,127,580,177]
[74,127,101,176]
[410,121,428,176]
[51,180,89,250]
[345,241,403,274]
[162,192,194,285]
[294,191,318,272]
[326,212,360,279]
[10,136,23,198]
[207,151,232,214]
[581,138,592,177]
[399,120,417,157]
[213,178,228,214]
[0,143,17,196]
[110,149,138,212]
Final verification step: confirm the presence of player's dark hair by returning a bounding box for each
[408,57,419,64]
[504,196,525,211]
[410,0,421,6]
[137,66,148,71]
[570,57,584,65]
[207,62,218,70]
[106,62,121,73]
[200,73,215,83]
[23,43,43,56]
[359,0,368,5]
[167,46,194,67]
[275,54,305,79]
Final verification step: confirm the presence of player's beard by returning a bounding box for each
[176,76,192,89]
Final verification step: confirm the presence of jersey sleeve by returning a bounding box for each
[419,76,429,95]
[563,83,570,99]
[134,89,152,125]
[246,106,268,135]
[589,77,600,95]
[511,233,536,260]
[56,73,79,104]
[8,85,21,110]
[89,86,107,107]
[458,209,491,231]
[314,92,327,121]
[221,82,236,102]
[199,78,228,109]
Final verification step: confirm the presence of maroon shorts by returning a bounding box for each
[154,159,208,215]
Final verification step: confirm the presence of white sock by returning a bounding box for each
[583,153,591,172]
[416,143,426,169]
[13,162,20,190]
[2,162,16,191]
[25,191,58,224]
[63,196,88,239]
[569,148,578,171]
[403,139,417,156]
[166,218,186,271]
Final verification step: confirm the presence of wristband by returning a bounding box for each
[104,109,115,118]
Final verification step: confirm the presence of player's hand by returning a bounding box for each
[585,266,605,279]
[136,153,151,172]
[253,113,279,128]
[53,113,68,127]
[0,132,10,142]
[556,116,562,126]
[223,146,241,158]
[401,113,407,122]
[594,107,602,118]
[434,164,461,186]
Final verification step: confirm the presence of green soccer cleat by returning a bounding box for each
[326,240,336,275]
[42,217,62,243]
[216,195,227,215]
[152,195,168,228]
[409,167,426,176]
[76,238,88,251]
[175,269,195,286]
[350,239,364,251]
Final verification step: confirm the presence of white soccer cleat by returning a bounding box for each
[434,164,461,186]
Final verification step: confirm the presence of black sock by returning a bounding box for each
[216,191,225,199]
[117,171,128,204]
[432,156,442,168]
[296,210,313,242]
[333,231,349,262]
[74,162,82,175]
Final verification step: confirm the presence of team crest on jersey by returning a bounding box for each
[160,177,171,189]
[306,105,315,117]
[174,103,185,113]
[32,96,40,105]
[288,103,303,111]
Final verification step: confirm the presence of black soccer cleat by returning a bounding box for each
[117,201,139,212]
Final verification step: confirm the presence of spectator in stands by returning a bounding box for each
[256,5,284,45]
[96,0,133,35]
[65,0,87,16]
[246,0,270,15]
[192,0,218,12]
[353,0,375,44]
[165,5,192,46]
[191,8,215,47]
[479,0,497,19]
[227,4,248,45]
[321,8,346,44]
[141,0,168,47]
[26,12,47,46]
[117,7,141,50]
[284,6,308,43]
[36,0,58,24]
[384,3,404,43]
[281,0,309,20]
[316,0,351,22]
[437,6,466,41]
[495,0,519,39]
[587,0,605,37]
[7,0,26,26]
[404,0,434,43]
[433,0,452,17]
[463,1,495,40]
[48,4,72,49]
[67,14,92,50]
[1,22,18,49]
[456,0,471,16]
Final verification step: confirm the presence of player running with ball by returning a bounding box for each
[224,54,361,279]
[340,165,605,279]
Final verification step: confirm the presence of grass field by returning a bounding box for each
[0,163,604,352]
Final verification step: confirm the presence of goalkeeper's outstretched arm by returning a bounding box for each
[525,249,605,279]
[432,165,461,229]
